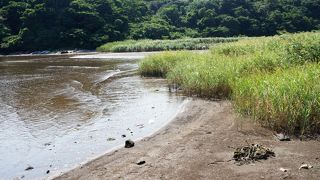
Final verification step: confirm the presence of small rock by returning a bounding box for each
[121,135,126,138]
[107,138,116,141]
[155,89,159,92]
[44,142,51,146]
[136,124,144,128]
[283,174,290,179]
[25,166,34,171]
[137,161,146,165]
[60,51,68,54]
[206,132,212,134]
[125,139,135,148]
[299,164,313,170]
[21,175,25,179]
[152,107,155,109]
[46,170,50,174]
[276,133,291,141]
[280,168,289,172]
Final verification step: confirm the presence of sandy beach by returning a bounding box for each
[55,99,320,180]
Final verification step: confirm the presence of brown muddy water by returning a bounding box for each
[0,54,187,179]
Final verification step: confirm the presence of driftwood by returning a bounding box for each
[233,143,275,165]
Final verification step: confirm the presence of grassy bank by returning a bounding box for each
[97,38,239,52]
[139,32,320,134]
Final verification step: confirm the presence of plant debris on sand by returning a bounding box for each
[233,144,275,165]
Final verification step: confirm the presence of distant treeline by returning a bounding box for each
[0,0,319,54]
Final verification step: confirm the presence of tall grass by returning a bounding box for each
[138,51,196,77]
[233,65,320,134]
[138,31,320,134]
[97,37,239,52]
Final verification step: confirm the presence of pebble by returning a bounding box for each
[125,139,135,148]
[25,166,34,171]
[137,161,146,165]
[299,164,313,170]
[276,133,291,141]
[279,168,289,172]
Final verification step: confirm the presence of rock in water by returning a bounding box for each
[125,139,135,148]
[25,166,34,171]
[107,138,116,141]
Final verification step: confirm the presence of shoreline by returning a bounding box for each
[48,98,190,180]
[71,50,208,59]
[54,99,320,180]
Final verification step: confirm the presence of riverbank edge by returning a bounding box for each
[48,98,191,179]
[54,99,320,180]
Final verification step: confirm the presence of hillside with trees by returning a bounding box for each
[0,0,319,54]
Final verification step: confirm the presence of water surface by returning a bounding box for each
[0,55,186,179]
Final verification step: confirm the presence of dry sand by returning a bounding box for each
[55,99,320,180]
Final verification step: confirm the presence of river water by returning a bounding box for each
[0,54,186,179]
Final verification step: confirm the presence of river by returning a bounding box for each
[0,54,186,179]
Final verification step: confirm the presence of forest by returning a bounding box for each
[0,0,319,54]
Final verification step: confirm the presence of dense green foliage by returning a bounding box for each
[139,32,320,134]
[1,0,320,54]
[97,37,239,52]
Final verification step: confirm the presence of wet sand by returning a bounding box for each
[55,99,320,180]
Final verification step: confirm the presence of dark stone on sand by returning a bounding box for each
[60,51,68,54]
[137,161,146,165]
[44,142,51,146]
[107,138,116,141]
[46,170,50,174]
[122,135,126,138]
[276,133,291,141]
[25,166,34,171]
[125,139,135,148]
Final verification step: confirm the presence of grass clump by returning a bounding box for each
[139,51,196,77]
[166,53,243,98]
[138,31,320,135]
[233,64,320,134]
[97,37,239,52]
